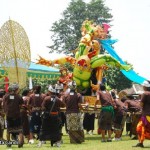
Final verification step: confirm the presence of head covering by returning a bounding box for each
[0,89,5,97]
[55,83,63,93]
[48,85,56,93]
[55,83,63,90]
[136,91,144,95]
[8,83,19,91]
[68,80,77,90]
[141,80,150,87]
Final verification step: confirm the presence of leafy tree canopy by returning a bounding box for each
[103,62,133,92]
[48,0,112,55]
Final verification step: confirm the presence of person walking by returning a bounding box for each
[83,112,95,135]
[62,80,84,144]
[95,83,114,142]
[21,89,31,143]
[133,80,150,148]
[3,83,24,148]
[111,91,127,141]
[124,95,142,139]
[37,85,65,147]
[28,85,45,144]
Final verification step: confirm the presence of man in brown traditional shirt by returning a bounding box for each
[38,84,65,147]
[3,83,24,148]
[95,84,114,142]
[28,85,45,144]
[62,81,84,144]
[123,95,142,139]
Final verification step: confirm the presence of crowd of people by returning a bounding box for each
[0,79,150,148]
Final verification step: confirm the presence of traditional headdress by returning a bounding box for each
[48,85,56,93]
[8,83,19,91]
[68,80,77,90]
[141,80,150,87]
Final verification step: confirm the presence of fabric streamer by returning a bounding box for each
[100,39,146,84]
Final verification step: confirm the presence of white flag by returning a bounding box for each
[29,77,33,90]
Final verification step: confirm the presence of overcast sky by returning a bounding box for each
[1,0,150,80]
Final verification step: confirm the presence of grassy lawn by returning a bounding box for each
[1,120,150,150]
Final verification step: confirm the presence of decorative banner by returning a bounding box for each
[0,19,31,89]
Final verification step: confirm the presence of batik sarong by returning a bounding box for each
[66,113,84,143]
[113,114,126,131]
[0,116,5,137]
[6,117,23,133]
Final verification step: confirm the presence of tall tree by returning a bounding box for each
[103,65,133,92]
[48,0,112,54]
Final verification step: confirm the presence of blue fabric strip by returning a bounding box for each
[100,39,146,84]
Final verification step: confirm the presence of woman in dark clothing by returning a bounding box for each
[38,85,65,147]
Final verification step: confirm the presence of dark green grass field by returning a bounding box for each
[1,119,150,150]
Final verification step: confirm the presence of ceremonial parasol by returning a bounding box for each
[0,19,31,89]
